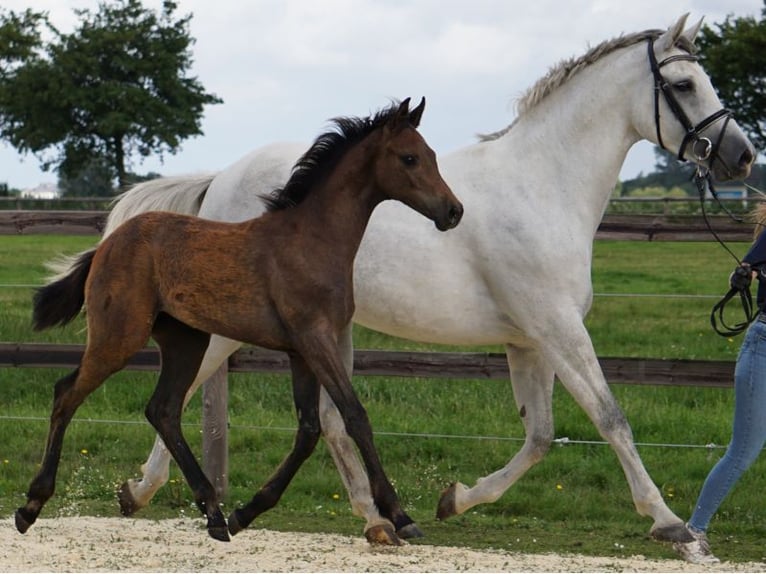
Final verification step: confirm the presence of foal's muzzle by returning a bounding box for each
[436,203,464,231]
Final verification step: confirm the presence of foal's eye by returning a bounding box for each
[400,154,418,167]
[673,80,694,93]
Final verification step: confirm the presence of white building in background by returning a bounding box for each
[21,183,59,199]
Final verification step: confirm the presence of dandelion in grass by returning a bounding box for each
[556,483,563,491]
[332,493,340,500]
[80,449,88,455]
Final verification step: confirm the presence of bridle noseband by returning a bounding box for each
[648,37,732,168]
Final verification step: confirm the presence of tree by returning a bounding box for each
[0,0,221,191]
[697,6,766,152]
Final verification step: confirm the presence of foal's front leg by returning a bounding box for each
[227,353,321,535]
[296,330,407,546]
[146,316,228,541]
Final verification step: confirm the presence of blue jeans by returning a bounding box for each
[689,319,766,533]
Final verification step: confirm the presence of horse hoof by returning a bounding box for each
[397,522,425,539]
[227,510,243,537]
[208,524,231,542]
[436,483,459,520]
[651,522,694,543]
[365,523,403,546]
[117,481,141,517]
[14,508,34,534]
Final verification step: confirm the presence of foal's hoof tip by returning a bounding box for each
[436,483,458,521]
[208,525,230,542]
[14,509,32,534]
[227,510,243,537]
[365,524,403,546]
[397,523,425,539]
[651,522,693,543]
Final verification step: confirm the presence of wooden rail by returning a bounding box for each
[0,210,756,241]
[0,342,735,388]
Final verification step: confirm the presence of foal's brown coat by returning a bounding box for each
[16,98,463,543]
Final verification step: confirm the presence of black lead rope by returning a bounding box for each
[696,170,762,336]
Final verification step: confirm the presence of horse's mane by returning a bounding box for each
[479,29,697,142]
[262,101,404,211]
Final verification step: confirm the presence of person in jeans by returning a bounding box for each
[675,203,766,564]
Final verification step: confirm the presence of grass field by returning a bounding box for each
[0,235,764,563]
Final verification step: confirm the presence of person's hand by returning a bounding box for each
[730,262,753,291]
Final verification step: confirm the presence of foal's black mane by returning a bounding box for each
[262,101,405,211]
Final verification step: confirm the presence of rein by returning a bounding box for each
[648,38,756,337]
[695,169,761,337]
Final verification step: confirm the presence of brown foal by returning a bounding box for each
[16,98,463,544]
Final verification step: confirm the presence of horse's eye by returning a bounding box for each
[400,154,418,167]
[673,80,693,93]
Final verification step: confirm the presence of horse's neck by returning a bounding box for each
[294,146,381,263]
[489,46,645,234]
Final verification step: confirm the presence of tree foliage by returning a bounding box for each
[697,5,766,153]
[0,0,221,191]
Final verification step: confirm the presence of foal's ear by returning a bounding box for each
[389,97,412,131]
[656,13,689,53]
[408,97,426,128]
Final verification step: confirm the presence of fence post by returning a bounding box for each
[202,362,229,499]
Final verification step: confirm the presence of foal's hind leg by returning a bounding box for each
[228,353,321,535]
[144,315,228,541]
[16,347,138,533]
[438,345,555,519]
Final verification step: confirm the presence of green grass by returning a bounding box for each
[0,236,764,563]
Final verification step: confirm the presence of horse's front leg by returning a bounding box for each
[296,329,406,546]
[540,314,691,543]
[227,353,321,535]
[319,322,423,540]
[118,335,243,516]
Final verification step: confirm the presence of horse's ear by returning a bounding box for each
[683,16,704,44]
[389,98,412,130]
[408,97,426,128]
[656,13,689,53]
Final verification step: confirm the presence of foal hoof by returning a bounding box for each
[117,481,141,517]
[436,483,459,520]
[14,508,35,534]
[397,522,425,539]
[227,509,244,537]
[365,523,403,546]
[651,522,694,543]
[208,524,231,542]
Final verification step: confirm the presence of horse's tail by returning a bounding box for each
[43,174,216,284]
[104,174,215,236]
[33,249,96,331]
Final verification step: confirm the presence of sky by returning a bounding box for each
[0,0,762,190]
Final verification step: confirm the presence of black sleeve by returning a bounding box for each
[742,231,766,267]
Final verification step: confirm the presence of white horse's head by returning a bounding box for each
[640,14,755,181]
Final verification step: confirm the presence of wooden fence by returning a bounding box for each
[0,209,757,241]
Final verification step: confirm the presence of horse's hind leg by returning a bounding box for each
[437,345,555,519]
[118,335,243,516]
[319,323,422,541]
[144,315,227,541]
[16,349,134,533]
[228,353,321,535]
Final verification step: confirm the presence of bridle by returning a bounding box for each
[648,37,732,169]
[648,37,757,337]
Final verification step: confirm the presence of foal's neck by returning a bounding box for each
[291,133,385,261]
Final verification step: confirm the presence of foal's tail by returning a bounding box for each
[33,249,96,331]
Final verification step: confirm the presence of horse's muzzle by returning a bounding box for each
[436,203,464,231]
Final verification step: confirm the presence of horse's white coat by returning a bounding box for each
[109,15,754,540]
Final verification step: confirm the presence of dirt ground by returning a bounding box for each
[1,516,764,572]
